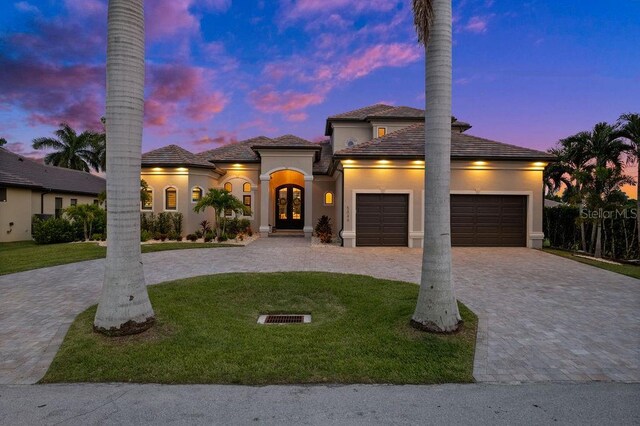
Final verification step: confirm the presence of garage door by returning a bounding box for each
[451,195,527,247]
[356,194,408,246]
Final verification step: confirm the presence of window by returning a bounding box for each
[165,187,177,210]
[243,195,251,208]
[324,191,334,206]
[243,182,251,192]
[55,197,63,218]
[377,127,387,138]
[191,187,203,202]
[70,199,78,206]
[142,188,153,210]
[224,208,233,217]
[223,182,232,192]
[0,187,6,202]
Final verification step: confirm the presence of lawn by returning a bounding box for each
[41,272,477,385]
[0,241,238,275]
[544,249,640,280]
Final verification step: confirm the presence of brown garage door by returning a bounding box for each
[356,194,408,246]
[451,195,527,247]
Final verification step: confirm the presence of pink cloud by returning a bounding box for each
[191,130,237,147]
[287,112,308,122]
[284,0,396,20]
[64,0,105,17]
[146,0,230,41]
[249,89,324,121]
[464,16,490,33]
[338,43,421,81]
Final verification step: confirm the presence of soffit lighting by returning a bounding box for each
[473,161,487,166]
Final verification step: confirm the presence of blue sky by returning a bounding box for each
[1,0,638,190]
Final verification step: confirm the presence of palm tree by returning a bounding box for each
[617,113,640,249]
[0,137,6,147]
[32,123,101,172]
[411,0,461,333]
[194,188,250,238]
[544,148,572,197]
[65,203,104,241]
[94,0,155,336]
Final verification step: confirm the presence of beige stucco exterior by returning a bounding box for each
[0,188,99,243]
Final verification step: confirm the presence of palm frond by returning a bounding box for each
[32,137,65,150]
[412,0,433,45]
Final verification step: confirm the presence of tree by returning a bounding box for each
[65,203,104,241]
[617,113,640,249]
[32,123,102,172]
[94,0,155,336]
[544,148,572,197]
[410,0,461,333]
[0,138,6,147]
[193,188,250,237]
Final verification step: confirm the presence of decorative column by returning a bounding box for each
[303,175,313,239]
[259,174,270,237]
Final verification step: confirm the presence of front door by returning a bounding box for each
[275,184,304,229]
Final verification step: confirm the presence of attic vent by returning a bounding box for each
[257,314,311,324]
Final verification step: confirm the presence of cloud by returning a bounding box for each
[464,15,491,33]
[249,89,324,121]
[191,130,237,147]
[146,0,231,41]
[283,0,397,21]
[14,1,39,13]
[338,43,421,81]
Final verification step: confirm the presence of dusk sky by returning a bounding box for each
[1,0,638,189]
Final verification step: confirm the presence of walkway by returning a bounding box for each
[0,238,638,384]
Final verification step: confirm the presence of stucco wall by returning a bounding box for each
[311,176,338,235]
[1,188,33,242]
[219,167,261,232]
[331,124,372,152]
[340,160,545,248]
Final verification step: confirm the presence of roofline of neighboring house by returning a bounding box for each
[0,181,104,196]
[332,153,555,161]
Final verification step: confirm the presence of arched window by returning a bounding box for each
[324,191,334,206]
[142,188,153,210]
[223,182,232,192]
[191,187,203,202]
[165,187,177,210]
[243,182,251,192]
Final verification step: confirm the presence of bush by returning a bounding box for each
[204,231,215,243]
[171,213,183,239]
[228,232,237,240]
[156,212,173,235]
[238,218,251,232]
[314,215,333,244]
[141,212,156,233]
[91,233,103,241]
[32,216,76,244]
[168,230,178,241]
[194,230,203,238]
[186,234,198,242]
[159,234,168,242]
[141,230,152,242]
[217,234,228,242]
[247,227,253,237]
[200,220,212,235]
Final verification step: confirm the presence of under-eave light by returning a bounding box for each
[343,159,355,164]
[533,162,546,167]
[377,160,390,165]
[152,167,163,171]
[473,161,487,166]
[176,167,188,172]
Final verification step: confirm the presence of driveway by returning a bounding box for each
[0,238,638,384]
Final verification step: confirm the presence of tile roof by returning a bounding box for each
[142,144,217,168]
[328,103,395,120]
[199,135,322,163]
[367,106,425,119]
[313,140,333,174]
[334,123,555,160]
[0,148,106,194]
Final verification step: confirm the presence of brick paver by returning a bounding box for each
[0,238,638,384]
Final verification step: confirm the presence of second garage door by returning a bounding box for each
[451,195,527,247]
[356,194,408,246]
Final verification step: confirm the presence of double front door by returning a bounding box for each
[275,184,304,229]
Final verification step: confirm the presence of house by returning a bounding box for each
[141,104,554,248]
[0,148,106,242]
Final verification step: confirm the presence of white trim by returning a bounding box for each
[303,175,314,181]
[350,189,414,247]
[450,190,535,248]
[141,186,154,212]
[162,185,178,212]
[190,186,204,204]
[221,174,257,187]
[263,166,310,177]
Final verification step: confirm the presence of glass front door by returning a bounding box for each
[275,184,304,229]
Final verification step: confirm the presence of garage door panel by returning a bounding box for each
[451,195,526,247]
[356,194,409,246]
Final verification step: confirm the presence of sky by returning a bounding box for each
[0,0,638,191]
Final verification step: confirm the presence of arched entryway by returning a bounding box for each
[275,184,304,229]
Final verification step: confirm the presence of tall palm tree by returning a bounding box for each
[32,123,100,172]
[544,148,572,197]
[94,0,155,335]
[411,0,460,333]
[617,113,640,248]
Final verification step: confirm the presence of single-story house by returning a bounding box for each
[0,148,106,242]
[141,104,554,248]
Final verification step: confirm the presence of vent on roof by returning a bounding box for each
[257,314,311,324]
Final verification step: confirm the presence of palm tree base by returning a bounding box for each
[410,318,462,334]
[93,316,155,337]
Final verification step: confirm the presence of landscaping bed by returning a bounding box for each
[41,272,477,384]
[543,248,640,279]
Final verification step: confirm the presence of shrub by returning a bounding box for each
[168,230,178,241]
[238,218,251,232]
[247,227,253,237]
[140,212,156,233]
[171,213,183,238]
[200,220,212,235]
[228,232,237,240]
[186,234,198,242]
[141,230,152,242]
[156,212,173,235]
[32,216,76,244]
[204,231,215,243]
[91,233,103,241]
[194,230,203,238]
[314,215,333,244]
[159,234,168,242]
[217,234,228,242]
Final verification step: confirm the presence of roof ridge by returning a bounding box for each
[329,103,395,119]
[1,147,104,177]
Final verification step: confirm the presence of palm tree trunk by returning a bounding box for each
[590,220,597,254]
[579,204,587,252]
[94,0,154,335]
[594,220,603,258]
[412,0,461,333]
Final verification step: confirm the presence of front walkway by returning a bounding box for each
[0,238,638,384]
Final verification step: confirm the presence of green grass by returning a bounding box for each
[0,241,239,275]
[544,249,640,280]
[41,272,477,385]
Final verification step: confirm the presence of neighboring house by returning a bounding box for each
[0,148,105,242]
[142,104,554,248]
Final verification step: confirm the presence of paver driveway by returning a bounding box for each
[0,238,638,384]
